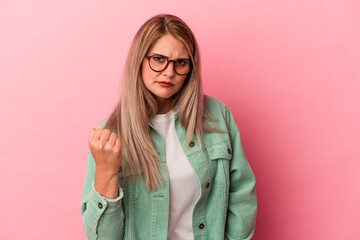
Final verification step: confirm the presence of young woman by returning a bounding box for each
[81,13,257,240]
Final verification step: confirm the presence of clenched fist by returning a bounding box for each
[88,128,122,199]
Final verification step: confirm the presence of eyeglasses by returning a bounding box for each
[145,54,192,76]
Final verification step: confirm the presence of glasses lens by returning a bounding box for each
[150,56,167,71]
[174,59,191,75]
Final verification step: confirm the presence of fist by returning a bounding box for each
[88,128,122,175]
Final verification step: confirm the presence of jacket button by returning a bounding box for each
[227,148,232,155]
[199,223,205,229]
[98,202,103,209]
[189,141,195,147]
[206,182,210,188]
[119,166,122,172]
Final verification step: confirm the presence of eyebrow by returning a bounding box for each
[150,53,190,60]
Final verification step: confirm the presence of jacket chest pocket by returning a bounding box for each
[205,140,233,186]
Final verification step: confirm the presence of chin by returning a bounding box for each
[155,94,173,100]
[154,91,176,99]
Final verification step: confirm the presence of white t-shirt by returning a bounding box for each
[150,108,201,240]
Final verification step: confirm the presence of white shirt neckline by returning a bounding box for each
[150,106,179,123]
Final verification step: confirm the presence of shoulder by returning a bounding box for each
[204,95,227,117]
[205,95,225,109]
[204,95,238,132]
[205,95,232,122]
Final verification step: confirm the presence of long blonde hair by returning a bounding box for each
[104,13,224,191]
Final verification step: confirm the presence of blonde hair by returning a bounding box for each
[104,13,224,191]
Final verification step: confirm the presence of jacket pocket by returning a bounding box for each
[206,139,232,187]
[205,140,232,214]
[206,140,233,161]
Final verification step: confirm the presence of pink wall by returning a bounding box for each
[1,0,359,239]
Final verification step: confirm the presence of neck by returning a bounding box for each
[156,98,172,114]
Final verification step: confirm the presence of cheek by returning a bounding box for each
[142,61,158,83]
[177,76,187,86]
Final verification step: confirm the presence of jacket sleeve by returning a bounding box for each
[224,106,258,240]
[80,147,125,240]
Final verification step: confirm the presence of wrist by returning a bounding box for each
[94,170,119,199]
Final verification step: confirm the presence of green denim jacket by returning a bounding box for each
[81,96,257,240]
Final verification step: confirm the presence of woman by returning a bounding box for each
[81,13,257,240]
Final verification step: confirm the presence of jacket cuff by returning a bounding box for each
[90,181,124,214]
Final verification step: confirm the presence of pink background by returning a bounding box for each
[1,0,359,239]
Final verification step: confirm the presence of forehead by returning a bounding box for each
[148,34,189,58]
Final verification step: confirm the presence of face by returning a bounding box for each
[141,33,189,111]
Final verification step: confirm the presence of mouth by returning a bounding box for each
[157,81,174,87]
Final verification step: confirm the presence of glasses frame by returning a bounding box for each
[145,55,193,76]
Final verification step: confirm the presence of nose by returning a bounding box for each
[162,61,176,77]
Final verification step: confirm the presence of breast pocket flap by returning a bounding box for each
[207,142,232,161]
[119,168,142,178]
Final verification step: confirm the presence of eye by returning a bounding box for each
[153,56,165,62]
[176,59,187,66]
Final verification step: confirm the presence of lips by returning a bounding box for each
[157,81,174,87]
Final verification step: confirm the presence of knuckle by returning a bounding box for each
[114,146,121,153]
[89,140,96,147]
[96,142,104,149]
[104,143,112,150]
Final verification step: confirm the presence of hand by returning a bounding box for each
[88,128,122,177]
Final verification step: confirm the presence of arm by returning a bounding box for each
[224,106,258,240]
[80,149,125,240]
